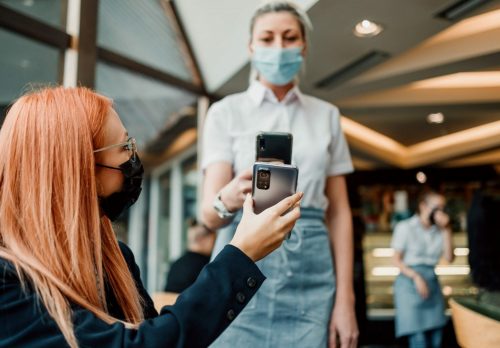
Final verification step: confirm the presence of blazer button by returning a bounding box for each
[236,292,246,304]
[227,309,236,321]
[247,277,257,288]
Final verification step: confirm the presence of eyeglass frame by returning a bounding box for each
[93,137,137,162]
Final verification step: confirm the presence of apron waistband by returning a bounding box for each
[231,206,324,222]
[298,207,325,221]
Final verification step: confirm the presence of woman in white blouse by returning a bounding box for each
[201,2,358,347]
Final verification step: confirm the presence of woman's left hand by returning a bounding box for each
[329,300,359,348]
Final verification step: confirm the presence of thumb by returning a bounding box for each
[242,193,254,214]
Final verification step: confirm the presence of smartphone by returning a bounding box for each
[256,132,293,165]
[429,208,439,225]
[252,162,298,214]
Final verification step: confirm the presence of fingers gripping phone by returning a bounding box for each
[256,132,293,165]
[252,162,298,214]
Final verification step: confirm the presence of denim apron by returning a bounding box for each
[393,265,447,337]
[210,208,335,347]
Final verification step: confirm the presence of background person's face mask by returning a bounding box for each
[251,46,303,86]
[98,155,144,221]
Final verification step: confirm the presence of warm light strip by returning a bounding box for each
[442,148,500,167]
[431,8,500,44]
[372,248,395,257]
[435,266,470,276]
[372,267,400,276]
[407,120,500,167]
[411,72,500,89]
[372,247,468,258]
[340,116,407,167]
[372,265,470,276]
[340,117,406,153]
[454,248,469,256]
[342,105,500,169]
[341,115,500,169]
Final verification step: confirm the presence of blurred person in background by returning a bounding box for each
[164,219,216,293]
[0,86,302,348]
[201,2,358,347]
[392,191,454,348]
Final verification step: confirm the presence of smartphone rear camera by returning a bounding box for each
[259,138,266,152]
[256,168,271,190]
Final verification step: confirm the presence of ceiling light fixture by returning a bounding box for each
[416,171,427,184]
[427,112,445,124]
[354,20,383,38]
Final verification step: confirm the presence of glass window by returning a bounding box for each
[157,170,171,291]
[97,0,193,82]
[95,62,197,148]
[0,29,60,114]
[0,0,65,29]
[182,154,198,249]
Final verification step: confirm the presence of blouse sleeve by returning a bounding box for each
[326,106,354,177]
[201,100,233,170]
[391,221,408,253]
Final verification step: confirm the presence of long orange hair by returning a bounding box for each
[0,87,143,347]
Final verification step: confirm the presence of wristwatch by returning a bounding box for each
[213,191,235,219]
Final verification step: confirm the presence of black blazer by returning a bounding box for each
[0,243,264,348]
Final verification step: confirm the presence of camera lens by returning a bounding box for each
[256,169,271,190]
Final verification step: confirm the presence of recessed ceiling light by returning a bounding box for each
[427,112,445,124]
[354,20,383,38]
[23,0,34,7]
[416,171,427,184]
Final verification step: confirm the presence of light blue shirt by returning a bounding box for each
[391,215,444,266]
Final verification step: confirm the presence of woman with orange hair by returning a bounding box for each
[0,86,302,348]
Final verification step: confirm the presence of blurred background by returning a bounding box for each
[1,0,499,346]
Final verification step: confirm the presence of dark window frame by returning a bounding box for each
[0,1,210,96]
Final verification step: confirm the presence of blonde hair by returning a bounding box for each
[250,1,312,43]
[0,87,143,347]
[248,1,313,83]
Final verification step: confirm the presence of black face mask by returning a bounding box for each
[98,155,144,221]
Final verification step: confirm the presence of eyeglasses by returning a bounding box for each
[94,137,137,161]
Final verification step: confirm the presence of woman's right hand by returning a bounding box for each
[413,274,429,299]
[230,192,303,262]
[219,168,253,213]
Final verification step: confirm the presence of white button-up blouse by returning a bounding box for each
[202,81,353,210]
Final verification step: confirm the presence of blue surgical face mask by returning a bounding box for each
[251,46,303,86]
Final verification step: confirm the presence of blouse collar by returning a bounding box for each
[247,80,305,106]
